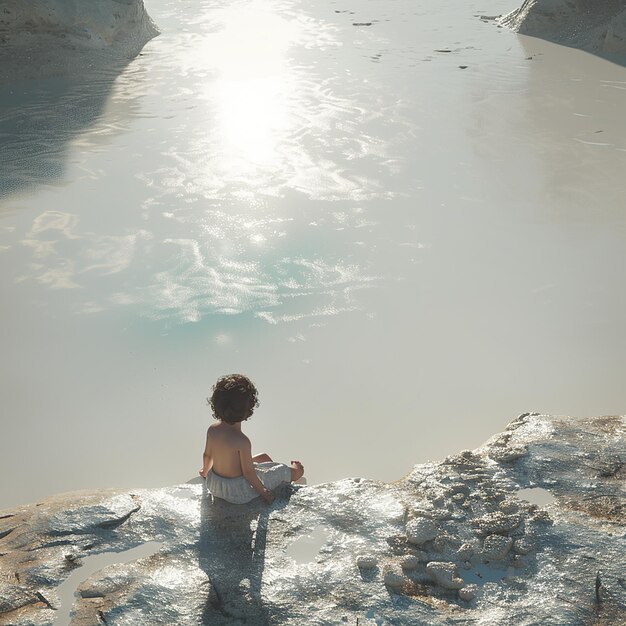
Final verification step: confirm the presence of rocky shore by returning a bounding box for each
[1,413,624,625]
[501,0,626,56]
[0,0,158,82]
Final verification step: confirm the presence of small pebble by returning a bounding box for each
[514,538,534,555]
[426,561,464,589]
[399,555,419,570]
[458,584,478,601]
[483,535,513,561]
[499,499,519,513]
[383,570,407,590]
[356,555,378,569]
[406,517,438,545]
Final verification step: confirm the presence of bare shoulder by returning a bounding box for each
[208,423,250,448]
[232,430,251,448]
[223,428,251,452]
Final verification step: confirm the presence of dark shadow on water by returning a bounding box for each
[0,59,143,201]
[198,483,291,625]
[517,33,626,68]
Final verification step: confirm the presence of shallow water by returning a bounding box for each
[517,487,556,507]
[285,524,330,564]
[2,0,626,509]
[53,541,162,626]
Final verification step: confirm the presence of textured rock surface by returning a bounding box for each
[425,561,465,590]
[0,414,625,625]
[405,517,438,545]
[501,0,626,56]
[482,534,513,561]
[0,0,158,82]
[356,554,378,569]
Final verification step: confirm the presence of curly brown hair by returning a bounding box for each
[208,374,259,424]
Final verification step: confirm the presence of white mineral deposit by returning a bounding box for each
[405,518,439,546]
[1,414,624,624]
[1,0,626,623]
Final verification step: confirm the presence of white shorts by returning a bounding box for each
[206,461,292,504]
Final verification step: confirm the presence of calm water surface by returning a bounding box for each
[2,0,626,508]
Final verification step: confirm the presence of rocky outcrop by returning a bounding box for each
[501,0,626,55]
[0,414,624,625]
[0,0,158,82]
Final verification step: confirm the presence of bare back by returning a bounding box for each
[206,422,249,478]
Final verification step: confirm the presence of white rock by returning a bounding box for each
[514,538,534,555]
[0,0,159,83]
[0,0,157,51]
[356,554,378,569]
[490,445,527,463]
[383,570,407,590]
[499,499,520,514]
[406,518,438,545]
[482,535,513,561]
[458,584,478,601]
[425,562,464,589]
[501,0,626,55]
[0,414,623,625]
[472,512,521,534]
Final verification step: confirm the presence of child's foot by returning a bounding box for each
[290,460,305,482]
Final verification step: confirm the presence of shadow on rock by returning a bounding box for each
[198,484,291,625]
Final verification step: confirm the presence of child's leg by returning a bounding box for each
[290,461,304,482]
[252,453,273,463]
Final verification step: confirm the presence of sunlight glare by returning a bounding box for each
[197,1,301,175]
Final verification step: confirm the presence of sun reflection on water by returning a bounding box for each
[2,0,395,326]
[195,0,301,178]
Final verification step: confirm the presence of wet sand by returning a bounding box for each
[1,0,626,509]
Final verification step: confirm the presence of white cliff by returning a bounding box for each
[0,0,158,81]
[501,0,626,55]
[0,413,624,625]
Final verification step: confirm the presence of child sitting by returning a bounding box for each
[199,374,304,504]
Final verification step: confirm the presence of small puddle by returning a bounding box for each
[517,487,556,507]
[53,541,162,626]
[171,487,197,500]
[461,562,510,586]
[285,526,329,564]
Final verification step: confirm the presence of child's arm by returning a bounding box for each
[239,439,273,504]
[198,430,213,478]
